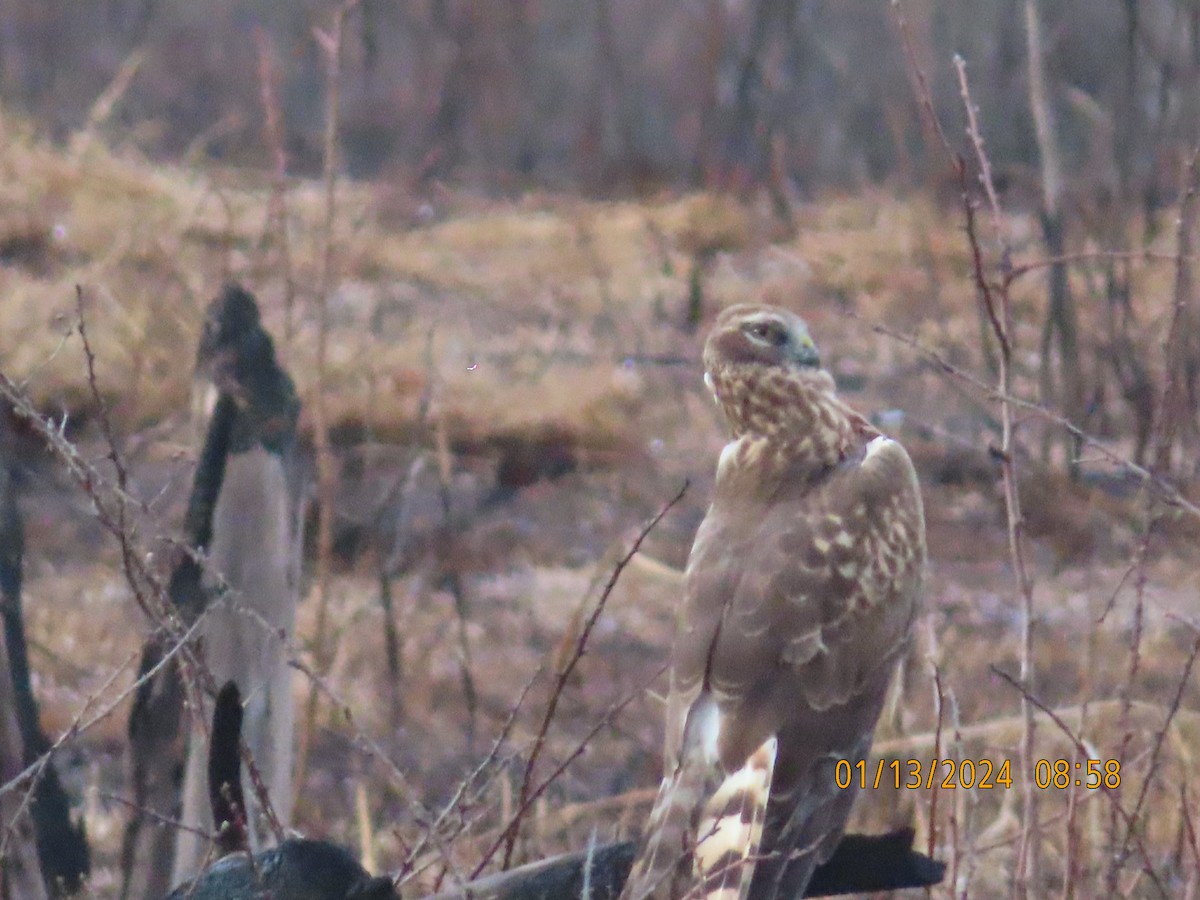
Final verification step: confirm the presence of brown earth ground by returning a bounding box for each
[1,117,1198,897]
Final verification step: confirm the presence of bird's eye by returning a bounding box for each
[747,321,788,347]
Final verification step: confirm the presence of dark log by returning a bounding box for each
[162,678,396,900]
[426,828,943,900]
[1,424,90,895]
[803,829,945,897]
[164,839,398,900]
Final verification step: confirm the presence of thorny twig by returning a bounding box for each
[954,55,1042,899]
[490,481,689,872]
[398,663,546,887]
[253,27,297,351]
[892,25,1044,889]
[990,667,1170,899]
[475,664,669,884]
[1,330,298,860]
[1119,632,1200,880]
[80,289,282,847]
[842,312,1200,522]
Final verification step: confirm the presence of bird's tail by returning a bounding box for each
[622,698,777,900]
[693,735,776,900]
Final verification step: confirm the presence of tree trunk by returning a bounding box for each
[1025,0,1083,479]
[0,632,48,900]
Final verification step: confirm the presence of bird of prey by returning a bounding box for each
[171,285,304,885]
[621,304,925,900]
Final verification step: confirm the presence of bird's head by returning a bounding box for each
[703,304,821,374]
[702,304,844,440]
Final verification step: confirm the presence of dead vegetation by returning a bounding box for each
[0,76,1198,897]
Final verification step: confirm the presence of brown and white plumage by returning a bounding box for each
[622,304,925,900]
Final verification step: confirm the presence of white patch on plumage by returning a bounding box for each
[716,438,743,479]
[690,695,722,766]
[863,434,892,463]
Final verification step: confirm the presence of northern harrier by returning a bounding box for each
[622,304,925,900]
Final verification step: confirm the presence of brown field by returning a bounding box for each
[1,118,1198,898]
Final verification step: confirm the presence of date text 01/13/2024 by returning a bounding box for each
[835,758,1123,791]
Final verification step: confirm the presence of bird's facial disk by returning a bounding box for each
[741,314,820,367]
[708,308,821,371]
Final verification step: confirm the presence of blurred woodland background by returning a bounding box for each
[0,0,1195,194]
[0,1,1199,898]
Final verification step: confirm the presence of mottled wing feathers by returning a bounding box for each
[627,305,925,900]
[677,434,921,756]
[651,438,921,900]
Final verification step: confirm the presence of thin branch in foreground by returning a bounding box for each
[989,667,1170,899]
[841,311,1200,521]
[474,666,666,888]
[1120,632,1200,878]
[489,481,689,874]
[295,0,364,806]
[398,662,546,885]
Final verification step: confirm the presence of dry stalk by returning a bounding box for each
[295,0,363,805]
[433,415,479,744]
[1154,140,1200,474]
[949,54,1042,899]
[990,667,1170,898]
[253,27,298,352]
[70,46,146,158]
[376,328,439,718]
[927,662,945,864]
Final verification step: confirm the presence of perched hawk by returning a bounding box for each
[622,304,925,900]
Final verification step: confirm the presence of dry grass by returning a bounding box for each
[1,116,1198,898]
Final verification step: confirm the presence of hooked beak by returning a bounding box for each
[789,334,820,368]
